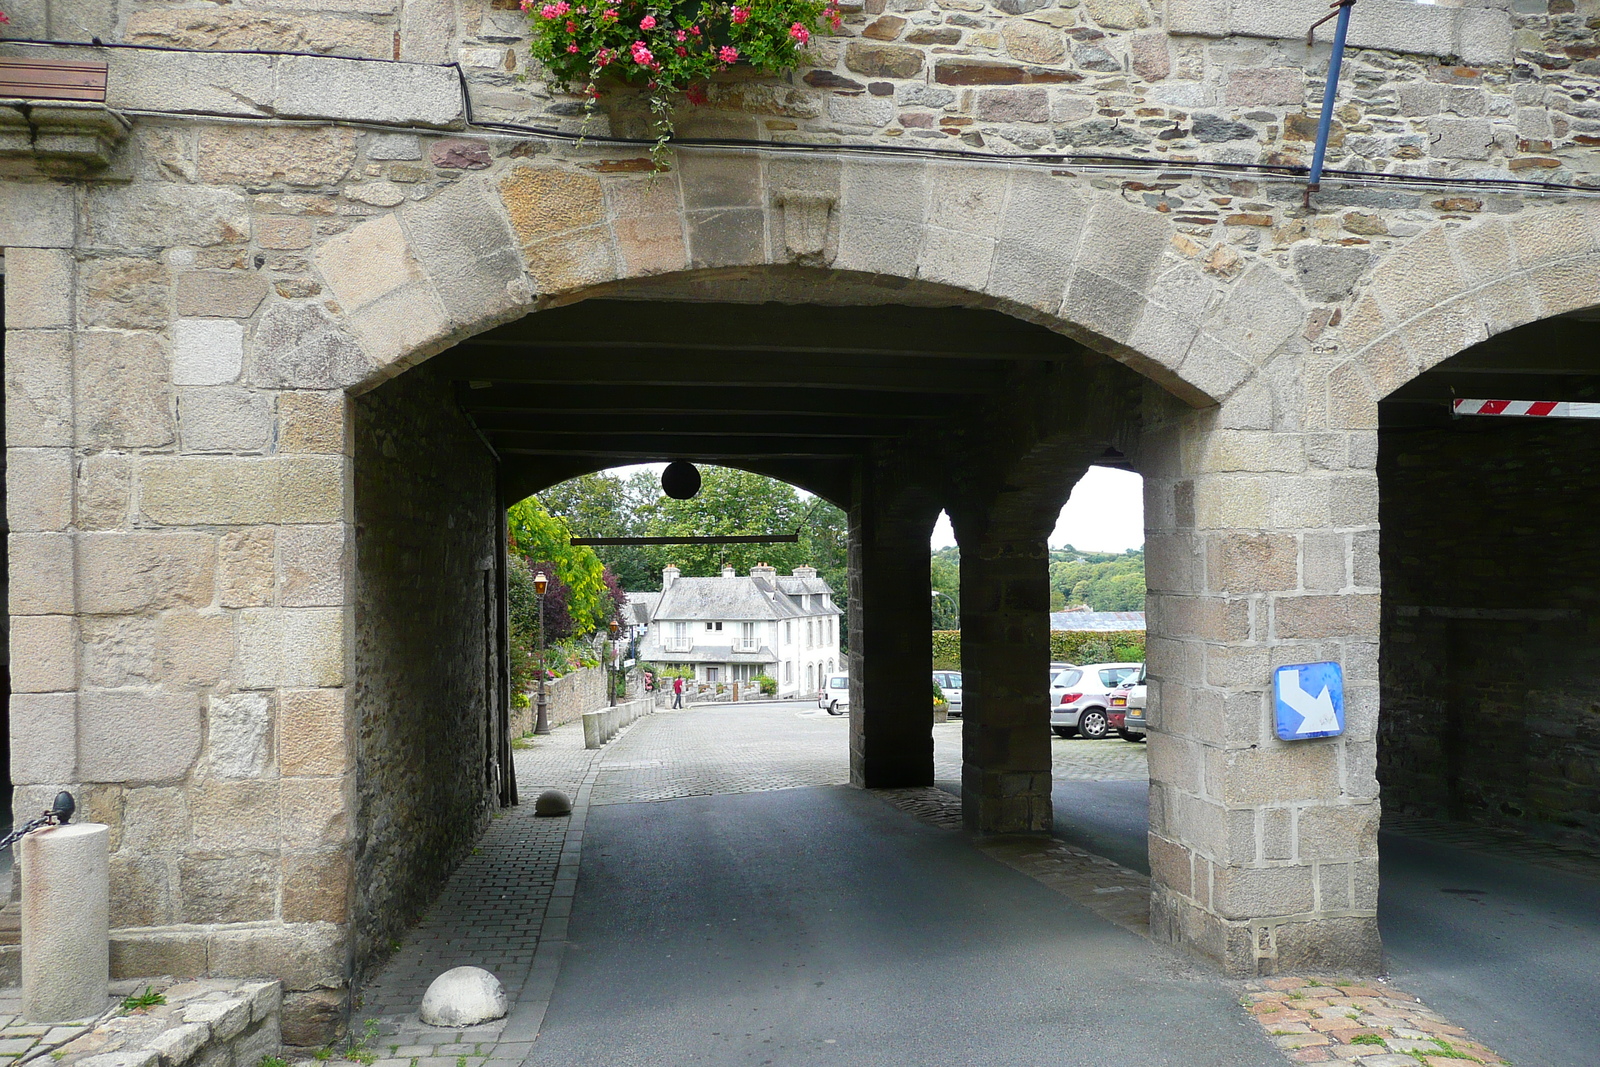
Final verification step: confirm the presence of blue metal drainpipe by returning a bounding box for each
[1305,0,1357,208]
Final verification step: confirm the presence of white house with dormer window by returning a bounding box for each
[631,563,842,697]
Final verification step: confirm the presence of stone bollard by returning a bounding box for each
[21,823,110,1022]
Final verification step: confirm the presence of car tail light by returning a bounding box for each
[1059,692,1081,704]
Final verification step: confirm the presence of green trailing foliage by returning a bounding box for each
[931,629,1146,670]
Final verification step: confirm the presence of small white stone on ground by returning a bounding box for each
[419,967,508,1027]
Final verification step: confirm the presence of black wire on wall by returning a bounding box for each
[2,34,1597,196]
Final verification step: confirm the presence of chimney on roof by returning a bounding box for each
[721,563,736,578]
[750,562,777,580]
[662,564,679,589]
[792,565,817,579]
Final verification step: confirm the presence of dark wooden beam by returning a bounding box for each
[473,413,917,438]
[457,382,963,419]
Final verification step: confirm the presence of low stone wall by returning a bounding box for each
[510,665,606,738]
[5,978,281,1067]
[582,698,653,749]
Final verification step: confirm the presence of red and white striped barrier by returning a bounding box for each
[1453,399,1600,419]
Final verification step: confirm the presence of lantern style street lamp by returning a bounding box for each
[533,569,551,735]
[608,618,620,707]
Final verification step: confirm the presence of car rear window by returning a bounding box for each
[1053,669,1082,687]
[949,673,962,688]
[830,676,849,688]
[1100,668,1137,687]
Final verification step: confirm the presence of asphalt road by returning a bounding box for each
[528,785,1284,1067]
[1048,778,1600,1066]
[1378,831,1600,1066]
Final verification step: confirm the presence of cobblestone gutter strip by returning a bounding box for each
[871,787,1151,936]
[0,978,281,1067]
[1243,977,1508,1066]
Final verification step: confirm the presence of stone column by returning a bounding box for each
[847,460,939,789]
[955,531,1053,835]
[21,823,110,1021]
[1141,392,1382,976]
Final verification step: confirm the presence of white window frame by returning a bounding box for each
[738,621,759,652]
[668,621,691,652]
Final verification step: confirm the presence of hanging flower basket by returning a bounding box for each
[525,0,840,162]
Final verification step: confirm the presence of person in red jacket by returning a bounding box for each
[672,675,684,708]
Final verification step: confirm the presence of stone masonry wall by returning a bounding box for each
[3,0,1597,194]
[1378,413,1600,849]
[2,0,1598,993]
[509,664,605,738]
[351,364,501,1004]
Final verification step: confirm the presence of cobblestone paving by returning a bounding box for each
[1243,977,1508,1066]
[349,721,602,1067]
[589,702,849,805]
[932,721,1150,784]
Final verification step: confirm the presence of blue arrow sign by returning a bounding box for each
[1274,661,1344,740]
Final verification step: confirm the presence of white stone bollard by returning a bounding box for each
[21,823,110,1022]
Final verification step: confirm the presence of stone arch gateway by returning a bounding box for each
[2,0,1598,1040]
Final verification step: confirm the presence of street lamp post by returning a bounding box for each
[931,589,954,629]
[534,569,550,735]
[608,619,620,707]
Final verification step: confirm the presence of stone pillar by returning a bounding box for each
[956,533,1052,835]
[22,823,110,1021]
[847,465,938,789]
[1141,394,1382,976]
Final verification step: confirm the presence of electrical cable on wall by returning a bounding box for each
[3,35,1599,197]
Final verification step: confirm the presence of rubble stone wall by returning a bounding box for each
[1378,414,1600,850]
[351,365,500,999]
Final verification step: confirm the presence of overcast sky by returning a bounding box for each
[596,463,1146,554]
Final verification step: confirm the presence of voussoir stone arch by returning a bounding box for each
[308,149,1290,408]
[1318,202,1600,424]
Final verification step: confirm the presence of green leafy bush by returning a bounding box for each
[754,673,777,695]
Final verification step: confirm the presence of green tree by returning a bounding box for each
[1048,546,1145,612]
[537,471,657,590]
[930,546,960,629]
[506,497,612,636]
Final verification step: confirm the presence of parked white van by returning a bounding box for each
[819,672,850,715]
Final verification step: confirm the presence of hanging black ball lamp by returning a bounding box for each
[662,461,702,500]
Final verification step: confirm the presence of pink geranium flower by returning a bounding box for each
[640,14,656,28]
[567,42,580,51]
[788,21,809,42]
[718,44,739,62]
[731,5,749,21]
[675,28,687,40]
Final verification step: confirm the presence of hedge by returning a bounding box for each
[930,630,1146,670]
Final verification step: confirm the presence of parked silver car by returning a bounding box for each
[1049,662,1142,740]
[933,670,963,716]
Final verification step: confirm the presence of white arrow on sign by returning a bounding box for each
[1280,669,1339,734]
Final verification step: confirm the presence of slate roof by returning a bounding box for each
[1049,611,1146,631]
[626,591,662,626]
[649,574,839,622]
